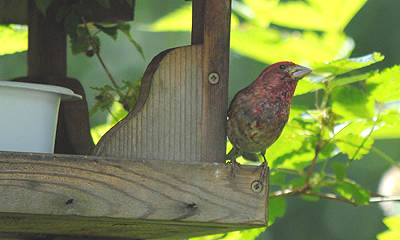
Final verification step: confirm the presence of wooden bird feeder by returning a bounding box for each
[0,0,269,239]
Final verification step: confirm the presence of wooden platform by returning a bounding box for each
[0,151,268,239]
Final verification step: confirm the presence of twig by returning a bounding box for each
[303,145,321,189]
[269,188,357,206]
[80,16,124,98]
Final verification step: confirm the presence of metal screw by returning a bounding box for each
[251,181,263,193]
[208,72,219,84]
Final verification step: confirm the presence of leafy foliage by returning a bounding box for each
[0,25,28,55]
[146,1,400,238]
[377,216,400,240]
[34,0,144,58]
[90,78,142,118]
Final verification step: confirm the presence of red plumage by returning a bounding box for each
[227,61,312,183]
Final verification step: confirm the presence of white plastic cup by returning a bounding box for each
[0,81,81,153]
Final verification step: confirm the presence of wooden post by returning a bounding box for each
[200,0,231,162]
[27,0,66,77]
[94,0,232,163]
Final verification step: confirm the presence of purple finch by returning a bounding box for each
[227,62,312,183]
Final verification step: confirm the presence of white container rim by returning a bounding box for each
[0,81,82,101]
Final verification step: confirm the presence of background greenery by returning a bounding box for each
[1,0,400,240]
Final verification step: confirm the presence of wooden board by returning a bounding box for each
[94,0,232,163]
[94,46,204,161]
[0,152,268,239]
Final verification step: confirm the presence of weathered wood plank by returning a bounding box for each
[200,0,231,163]
[94,46,204,161]
[0,152,268,222]
[0,212,257,240]
[0,152,268,239]
[94,0,232,164]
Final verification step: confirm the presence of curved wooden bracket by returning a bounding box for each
[94,0,232,163]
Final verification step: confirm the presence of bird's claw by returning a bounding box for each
[226,160,241,178]
[257,161,268,186]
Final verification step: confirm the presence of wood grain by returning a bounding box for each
[0,152,268,239]
[0,152,268,223]
[95,0,232,163]
[94,46,204,161]
[200,0,231,162]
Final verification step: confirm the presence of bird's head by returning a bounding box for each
[259,61,312,91]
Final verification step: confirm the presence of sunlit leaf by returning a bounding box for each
[267,127,315,170]
[90,101,128,143]
[377,216,400,240]
[313,52,385,75]
[242,0,278,27]
[150,4,192,32]
[330,71,376,89]
[295,77,324,96]
[0,25,28,55]
[335,134,374,160]
[331,86,374,120]
[332,181,370,204]
[190,228,265,240]
[371,108,400,139]
[368,65,400,102]
[269,0,367,32]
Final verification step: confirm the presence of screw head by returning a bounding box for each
[251,180,263,193]
[208,72,219,84]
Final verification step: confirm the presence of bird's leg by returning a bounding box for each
[226,147,240,177]
[258,150,269,185]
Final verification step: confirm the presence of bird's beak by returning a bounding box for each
[291,65,312,80]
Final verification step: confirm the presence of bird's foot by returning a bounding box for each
[226,160,241,178]
[257,161,269,186]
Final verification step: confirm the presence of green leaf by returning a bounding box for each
[232,30,350,65]
[368,65,400,102]
[150,4,192,32]
[268,197,286,226]
[332,162,346,181]
[118,23,145,60]
[269,0,367,32]
[35,0,53,16]
[94,24,118,41]
[69,27,93,55]
[333,181,370,204]
[331,86,374,120]
[294,78,325,96]
[0,25,28,55]
[270,171,287,186]
[267,128,315,170]
[371,107,400,139]
[189,228,265,240]
[335,133,374,160]
[330,71,376,89]
[313,52,385,75]
[377,216,400,240]
[288,105,308,121]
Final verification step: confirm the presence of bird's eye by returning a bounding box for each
[279,64,285,70]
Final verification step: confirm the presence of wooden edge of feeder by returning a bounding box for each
[0,151,269,239]
[0,212,261,240]
[93,48,175,156]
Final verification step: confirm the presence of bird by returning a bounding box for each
[227,61,312,184]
